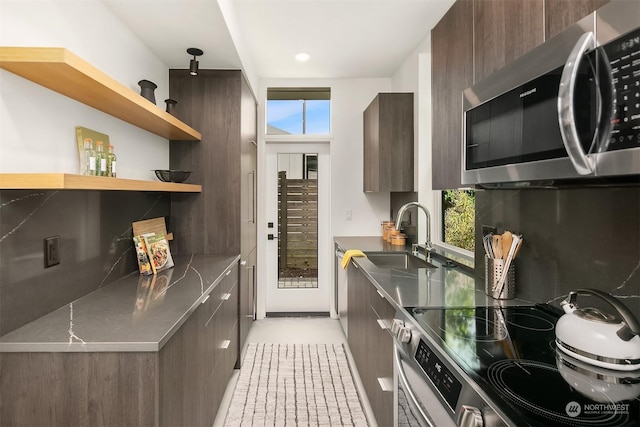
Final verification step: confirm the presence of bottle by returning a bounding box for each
[84,138,96,176]
[107,145,117,178]
[95,141,107,177]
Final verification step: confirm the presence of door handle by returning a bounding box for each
[558,31,598,175]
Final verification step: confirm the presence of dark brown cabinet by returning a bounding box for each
[363,93,414,192]
[239,78,257,360]
[347,263,394,427]
[169,69,257,361]
[0,263,239,427]
[159,263,238,427]
[545,0,610,39]
[431,0,473,190]
[473,0,544,83]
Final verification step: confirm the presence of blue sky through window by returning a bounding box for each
[267,99,330,135]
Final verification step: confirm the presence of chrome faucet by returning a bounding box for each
[395,202,433,253]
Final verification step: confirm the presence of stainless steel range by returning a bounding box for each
[392,305,640,426]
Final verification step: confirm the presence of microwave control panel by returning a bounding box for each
[608,28,640,151]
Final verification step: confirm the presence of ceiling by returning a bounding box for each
[103,0,456,80]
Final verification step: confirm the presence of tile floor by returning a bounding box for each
[213,317,377,427]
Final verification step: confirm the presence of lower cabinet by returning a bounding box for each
[0,263,239,427]
[347,263,394,427]
[160,262,239,427]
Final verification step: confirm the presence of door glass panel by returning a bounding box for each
[278,153,318,289]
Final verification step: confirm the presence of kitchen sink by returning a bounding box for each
[364,252,437,269]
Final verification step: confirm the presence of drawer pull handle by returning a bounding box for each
[221,293,231,301]
[221,340,231,350]
[226,270,232,276]
[376,319,388,330]
[201,295,210,304]
[377,377,393,392]
[376,290,385,299]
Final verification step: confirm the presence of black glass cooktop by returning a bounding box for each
[410,305,640,426]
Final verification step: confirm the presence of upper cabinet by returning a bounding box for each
[473,0,544,82]
[545,0,610,39]
[0,47,201,141]
[363,93,414,192]
[431,0,473,190]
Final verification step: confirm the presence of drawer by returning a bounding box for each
[370,287,395,329]
[202,262,238,321]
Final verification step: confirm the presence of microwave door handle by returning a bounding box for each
[394,345,434,427]
[557,31,597,175]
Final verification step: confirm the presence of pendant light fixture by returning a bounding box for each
[187,47,203,76]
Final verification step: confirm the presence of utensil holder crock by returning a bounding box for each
[485,256,515,299]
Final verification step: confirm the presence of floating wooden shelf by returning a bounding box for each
[0,47,201,141]
[0,174,201,192]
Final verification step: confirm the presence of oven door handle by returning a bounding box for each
[558,31,597,176]
[394,345,435,427]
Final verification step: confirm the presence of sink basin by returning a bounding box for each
[365,252,437,269]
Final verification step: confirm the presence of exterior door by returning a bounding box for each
[264,142,330,314]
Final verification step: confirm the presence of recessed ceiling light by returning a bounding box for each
[295,52,310,62]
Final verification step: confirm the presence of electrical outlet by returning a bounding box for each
[44,236,60,268]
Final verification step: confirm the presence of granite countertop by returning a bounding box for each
[0,254,240,353]
[334,236,532,311]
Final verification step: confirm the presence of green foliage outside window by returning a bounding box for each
[443,190,475,252]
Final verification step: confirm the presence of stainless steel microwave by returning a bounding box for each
[462,0,640,185]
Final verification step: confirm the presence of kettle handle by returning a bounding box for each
[566,289,640,341]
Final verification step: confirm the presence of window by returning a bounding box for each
[441,189,475,252]
[267,88,330,135]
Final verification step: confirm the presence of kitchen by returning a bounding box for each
[1,0,639,426]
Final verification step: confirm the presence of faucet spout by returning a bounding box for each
[395,202,433,252]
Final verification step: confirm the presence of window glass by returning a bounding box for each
[267,100,303,134]
[442,189,475,252]
[267,88,330,135]
[305,100,331,134]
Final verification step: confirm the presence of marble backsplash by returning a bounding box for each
[474,184,640,314]
[0,190,170,336]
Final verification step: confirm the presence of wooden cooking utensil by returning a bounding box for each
[492,235,502,259]
[501,231,513,260]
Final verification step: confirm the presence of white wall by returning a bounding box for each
[391,35,437,245]
[0,0,170,180]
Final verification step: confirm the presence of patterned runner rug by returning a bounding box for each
[224,343,370,426]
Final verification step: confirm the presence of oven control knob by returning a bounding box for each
[397,326,412,343]
[391,318,404,335]
[458,405,483,427]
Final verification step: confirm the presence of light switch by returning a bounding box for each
[345,209,352,220]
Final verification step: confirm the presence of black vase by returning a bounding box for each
[164,98,178,115]
[138,79,157,104]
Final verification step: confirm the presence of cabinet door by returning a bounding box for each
[241,77,257,256]
[239,248,256,364]
[431,0,473,190]
[545,0,610,39]
[363,96,380,192]
[368,292,394,427]
[347,263,368,369]
[363,93,414,192]
[474,0,545,83]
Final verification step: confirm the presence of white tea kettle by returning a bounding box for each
[555,289,640,371]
